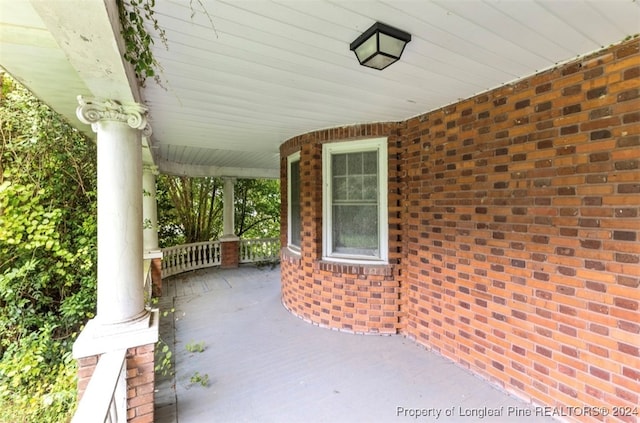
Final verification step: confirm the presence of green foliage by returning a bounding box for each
[0,326,77,423]
[156,175,185,247]
[0,74,97,421]
[159,175,222,245]
[190,371,209,387]
[157,176,280,247]
[116,0,168,86]
[155,338,173,377]
[185,341,206,353]
[235,179,280,239]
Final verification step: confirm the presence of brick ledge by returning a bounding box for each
[318,260,394,276]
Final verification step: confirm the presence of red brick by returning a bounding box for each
[129,414,154,423]
[134,402,154,416]
[277,37,640,422]
[128,392,153,408]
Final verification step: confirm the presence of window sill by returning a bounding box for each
[286,245,301,255]
[318,259,393,276]
[281,247,302,264]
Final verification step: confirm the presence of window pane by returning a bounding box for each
[333,175,347,201]
[347,152,363,174]
[326,143,384,260]
[363,151,377,174]
[363,175,377,200]
[332,205,378,256]
[347,175,363,200]
[332,154,347,176]
[290,160,301,247]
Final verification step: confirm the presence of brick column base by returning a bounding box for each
[126,343,155,423]
[77,355,98,402]
[151,257,162,297]
[220,238,240,268]
[76,343,156,423]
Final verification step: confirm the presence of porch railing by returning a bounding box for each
[161,237,280,278]
[161,240,221,278]
[71,348,127,423]
[239,237,280,263]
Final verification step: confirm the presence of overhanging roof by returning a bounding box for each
[1,0,639,178]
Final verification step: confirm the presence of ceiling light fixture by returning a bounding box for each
[350,22,411,70]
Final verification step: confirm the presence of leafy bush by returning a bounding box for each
[0,74,97,421]
[0,326,77,423]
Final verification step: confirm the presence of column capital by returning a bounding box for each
[76,96,151,135]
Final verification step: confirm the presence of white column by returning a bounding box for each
[142,164,159,252]
[221,177,238,239]
[76,96,149,326]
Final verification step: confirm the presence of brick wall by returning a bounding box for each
[281,248,401,334]
[280,123,405,335]
[401,39,639,420]
[280,38,639,421]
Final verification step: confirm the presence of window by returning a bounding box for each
[288,152,301,250]
[323,138,387,262]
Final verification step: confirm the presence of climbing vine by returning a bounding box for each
[116,0,168,86]
[116,0,216,87]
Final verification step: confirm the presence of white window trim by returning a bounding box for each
[287,151,301,253]
[322,138,388,263]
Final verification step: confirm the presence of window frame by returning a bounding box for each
[322,138,388,263]
[287,152,301,252]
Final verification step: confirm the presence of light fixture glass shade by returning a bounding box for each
[350,22,411,70]
[354,36,378,64]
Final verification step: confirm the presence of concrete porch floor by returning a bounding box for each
[155,265,556,423]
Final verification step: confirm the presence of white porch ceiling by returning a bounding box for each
[1,0,639,178]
